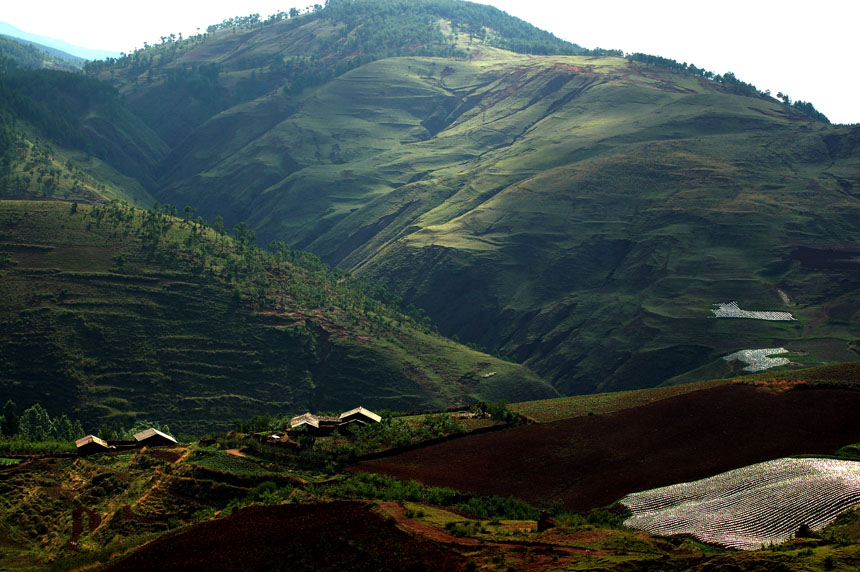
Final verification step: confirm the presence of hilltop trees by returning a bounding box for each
[626,53,830,123]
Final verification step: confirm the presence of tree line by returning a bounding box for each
[626,52,830,123]
[1,400,84,442]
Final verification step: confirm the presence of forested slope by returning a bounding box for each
[0,200,554,433]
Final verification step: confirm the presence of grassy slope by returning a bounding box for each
[149,46,860,395]
[0,200,555,434]
[84,4,860,396]
[0,67,167,205]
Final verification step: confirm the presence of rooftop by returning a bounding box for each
[75,435,110,449]
[133,428,177,444]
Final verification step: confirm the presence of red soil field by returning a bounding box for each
[352,385,860,512]
[102,501,466,572]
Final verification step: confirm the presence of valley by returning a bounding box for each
[0,0,858,569]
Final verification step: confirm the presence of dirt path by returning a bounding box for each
[106,447,192,532]
[65,503,101,550]
[225,449,246,457]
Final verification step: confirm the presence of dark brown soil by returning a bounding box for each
[102,501,466,572]
[352,385,860,512]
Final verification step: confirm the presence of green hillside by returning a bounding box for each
[0,200,554,434]
[82,0,859,395]
[4,0,857,398]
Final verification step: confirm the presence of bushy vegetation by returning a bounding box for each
[312,472,541,520]
[331,412,466,454]
[1,399,83,444]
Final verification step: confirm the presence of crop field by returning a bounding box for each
[352,384,860,512]
[189,450,278,477]
[104,502,466,572]
[621,458,860,550]
[509,377,730,423]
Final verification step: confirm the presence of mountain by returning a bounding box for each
[0,34,85,72]
[79,0,857,396]
[0,200,555,433]
[0,22,120,61]
[2,0,857,405]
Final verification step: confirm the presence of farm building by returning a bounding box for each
[290,406,382,436]
[340,406,383,425]
[289,413,341,435]
[75,435,114,456]
[290,412,320,431]
[133,428,177,447]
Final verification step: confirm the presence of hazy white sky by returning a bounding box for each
[3,0,858,123]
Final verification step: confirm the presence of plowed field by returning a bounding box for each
[352,385,860,512]
[103,501,466,571]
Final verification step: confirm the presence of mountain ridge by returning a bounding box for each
[0,22,120,61]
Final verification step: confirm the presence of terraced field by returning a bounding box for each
[622,458,860,550]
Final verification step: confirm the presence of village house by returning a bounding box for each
[133,428,178,447]
[289,406,382,436]
[339,406,383,425]
[75,435,114,456]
